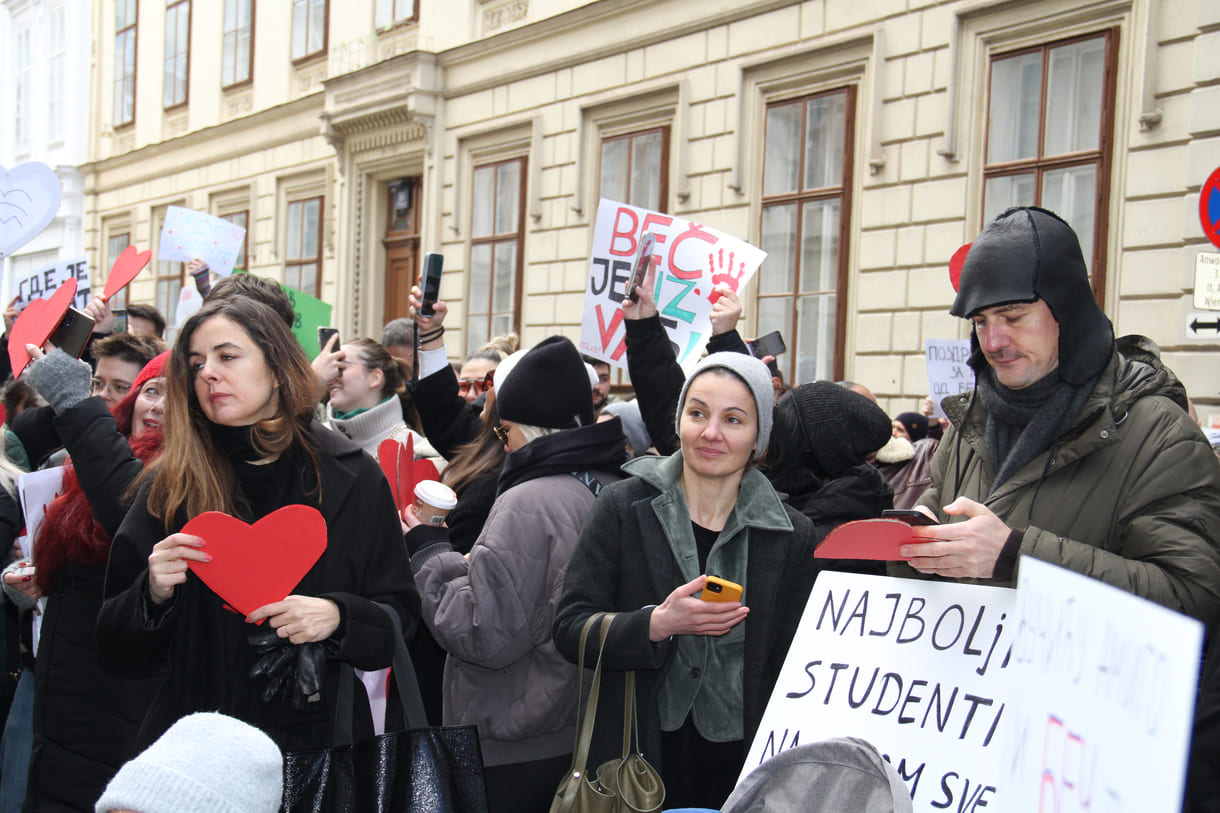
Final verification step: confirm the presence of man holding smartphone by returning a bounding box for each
[890,207,1220,627]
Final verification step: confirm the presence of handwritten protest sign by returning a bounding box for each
[157,206,247,277]
[1002,557,1203,812]
[580,200,766,374]
[742,572,1016,812]
[925,339,974,419]
[11,257,90,313]
[17,467,66,561]
[0,162,61,260]
[281,282,332,360]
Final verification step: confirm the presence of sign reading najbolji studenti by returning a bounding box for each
[740,572,1016,812]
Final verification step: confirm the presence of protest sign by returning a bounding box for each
[175,284,204,329]
[742,571,1016,812]
[925,339,974,419]
[579,200,766,374]
[17,467,66,560]
[1002,557,1203,812]
[281,282,333,360]
[0,162,61,260]
[158,206,247,277]
[11,256,90,313]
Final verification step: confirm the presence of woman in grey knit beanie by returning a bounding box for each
[95,712,283,813]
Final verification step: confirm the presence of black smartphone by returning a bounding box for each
[881,509,939,526]
[420,252,444,316]
[49,308,96,359]
[626,232,656,304]
[317,327,339,351]
[748,330,787,359]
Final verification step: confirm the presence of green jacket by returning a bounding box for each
[890,336,1220,625]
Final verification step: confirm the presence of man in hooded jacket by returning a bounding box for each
[889,206,1220,627]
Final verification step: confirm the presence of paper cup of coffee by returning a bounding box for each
[413,480,458,526]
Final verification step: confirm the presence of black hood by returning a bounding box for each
[952,206,1114,384]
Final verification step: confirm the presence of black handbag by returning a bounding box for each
[281,606,489,813]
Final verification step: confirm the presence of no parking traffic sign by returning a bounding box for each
[1201,166,1220,250]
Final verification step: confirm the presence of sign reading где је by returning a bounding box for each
[580,199,766,374]
[741,572,1016,813]
[11,257,91,313]
[925,339,975,419]
[1002,557,1203,813]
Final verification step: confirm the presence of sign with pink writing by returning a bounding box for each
[579,200,766,373]
[157,206,246,277]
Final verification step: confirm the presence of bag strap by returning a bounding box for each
[566,613,616,778]
[333,602,429,746]
[568,471,605,498]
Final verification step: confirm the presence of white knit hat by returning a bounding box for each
[95,713,283,813]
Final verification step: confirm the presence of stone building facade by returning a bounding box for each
[75,0,1220,417]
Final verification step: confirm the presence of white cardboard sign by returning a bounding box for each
[0,162,62,260]
[579,200,766,374]
[157,206,247,277]
[17,466,66,560]
[11,256,91,314]
[742,572,1016,812]
[925,339,975,419]
[1002,556,1203,812]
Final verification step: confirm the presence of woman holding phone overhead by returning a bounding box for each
[98,297,419,752]
[554,351,821,810]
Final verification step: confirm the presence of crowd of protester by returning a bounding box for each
[0,205,1215,813]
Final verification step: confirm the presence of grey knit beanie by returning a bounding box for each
[675,352,775,456]
[95,713,283,813]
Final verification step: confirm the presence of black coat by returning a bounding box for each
[98,421,420,752]
[410,364,483,460]
[25,397,161,813]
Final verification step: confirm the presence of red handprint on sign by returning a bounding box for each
[708,247,747,303]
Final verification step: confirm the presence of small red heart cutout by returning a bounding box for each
[413,458,440,487]
[183,505,327,619]
[949,243,971,292]
[9,278,78,377]
[378,438,406,510]
[104,245,152,300]
[815,518,921,561]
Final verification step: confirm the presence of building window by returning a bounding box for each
[222,0,254,87]
[291,0,327,62]
[47,5,66,140]
[107,232,132,311]
[219,211,249,272]
[983,31,1115,296]
[114,0,137,127]
[758,88,854,383]
[14,28,30,153]
[599,127,669,212]
[467,159,524,351]
[163,0,190,108]
[375,0,417,28]
[285,197,323,297]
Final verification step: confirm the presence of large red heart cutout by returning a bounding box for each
[9,278,78,377]
[183,505,327,619]
[103,245,152,300]
[815,518,922,561]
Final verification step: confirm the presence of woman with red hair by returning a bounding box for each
[4,347,168,812]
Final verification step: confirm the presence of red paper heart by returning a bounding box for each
[949,243,971,292]
[378,437,440,513]
[378,438,406,509]
[183,505,327,619]
[103,245,152,300]
[815,518,922,561]
[9,278,78,377]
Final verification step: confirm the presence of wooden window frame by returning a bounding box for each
[163,0,192,110]
[467,157,527,352]
[598,126,671,213]
[757,86,856,383]
[982,29,1117,304]
[114,0,138,129]
[375,0,418,30]
[291,0,329,64]
[106,231,132,311]
[285,196,324,297]
[218,210,250,273]
[222,0,256,89]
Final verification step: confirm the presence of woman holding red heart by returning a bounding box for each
[98,297,420,755]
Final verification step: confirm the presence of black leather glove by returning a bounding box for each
[248,629,326,710]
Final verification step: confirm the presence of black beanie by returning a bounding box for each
[951,206,1114,384]
[788,382,892,479]
[895,411,929,442]
[495,336,594,429]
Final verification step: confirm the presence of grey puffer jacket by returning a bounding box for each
[408,419,626,766]
[889,336,1220,625]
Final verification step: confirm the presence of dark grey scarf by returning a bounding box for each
[976,367,1094,493]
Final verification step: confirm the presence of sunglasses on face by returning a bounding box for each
[458,371,496,397]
